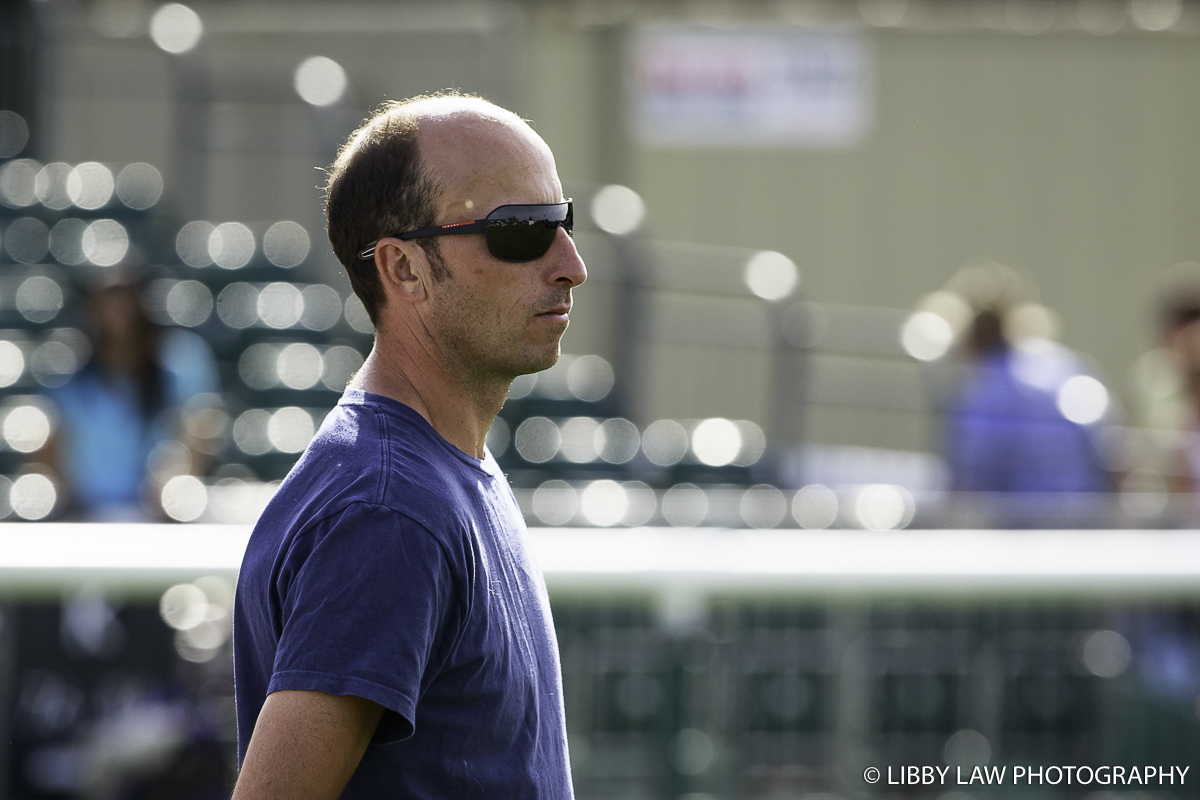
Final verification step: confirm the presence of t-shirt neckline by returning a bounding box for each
[340,389,500,477]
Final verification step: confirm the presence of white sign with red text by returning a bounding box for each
[631,25,873,148]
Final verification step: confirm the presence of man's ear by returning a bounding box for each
[374,239,429,304]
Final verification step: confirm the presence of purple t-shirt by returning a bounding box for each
[233,390,573,798]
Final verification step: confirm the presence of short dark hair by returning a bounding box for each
[325,95,455,325]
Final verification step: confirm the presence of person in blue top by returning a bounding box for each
[232,93,587,799]
[48,271,218,520]
[947,306,1110,502]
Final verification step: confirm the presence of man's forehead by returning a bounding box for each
[419,108,545,165]
[414,103,559,211]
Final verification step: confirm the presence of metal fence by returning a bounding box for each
[1,525,1198,799]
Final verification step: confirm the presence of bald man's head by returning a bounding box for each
[325,93,544,324]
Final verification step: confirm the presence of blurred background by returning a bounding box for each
[2,0,1200,797]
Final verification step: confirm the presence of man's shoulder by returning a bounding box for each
[275,398,389,505]
[254,393,488,545]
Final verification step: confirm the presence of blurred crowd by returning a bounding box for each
[18,253,1200,528]
[899,260,1200,528]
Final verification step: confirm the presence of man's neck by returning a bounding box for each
[348,334,508,461]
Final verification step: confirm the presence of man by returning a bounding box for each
[232,93,586,799]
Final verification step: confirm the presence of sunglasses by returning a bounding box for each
[357,200,573,264]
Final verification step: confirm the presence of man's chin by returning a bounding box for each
[510,342,562,378]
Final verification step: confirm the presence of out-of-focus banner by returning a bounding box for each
[631,25,874,148]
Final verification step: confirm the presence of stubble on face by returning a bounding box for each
[426,273,569,388]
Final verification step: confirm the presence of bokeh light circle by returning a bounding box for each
[0,159,40,207]
[740,484,788,529]
[580,480,628,527]
[161,475,207,522]
[300,285,341,331]
[31,341,78,386]
[115,163,164,209]
[559,417,600,463]
[232,409,272,455]
[590,185,646,236]
[16,276,63,323]
[1082,630,1131,677]
[150,3,203,53]
[0,341,25,387]
[322,345,364,391]
[853,484,914,530]
[160,583,208,629]
[82,219,130,266]
[217,282,259,328]
[67,162,115,209]
[0,111,29,158]
[34,162,73,210]
[901,311,954,361]
[662,483,708,527]
[642,419,689,467]
[11,473,57,520]
[277,343,323,390]
[532,480,578,526]
[257,282,304,328]
[294,56,348,106]
[566,355,614,401]
[1130,0,1181,30]
[344,295,374,333]
[177,221,215,267]
[165,280,213,327]
[239,343,280,391]
[208,222,255,269]
[49,218,88,265]
[1057,375,1109,425]
[5,217,50,264]
[267,406,315,453]
[515,417,561,463]
[744,251,799,302]
[596,418,640,464]
[691,418,742,467]
[792,484,839,529]
[4,405,51,452]
[263,221,310,267]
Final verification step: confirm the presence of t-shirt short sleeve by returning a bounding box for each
[268,502,460,743]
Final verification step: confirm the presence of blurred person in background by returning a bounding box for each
[926,265,1114,521]
[42,266,219,521]
[1129,264,1200,515]
[1121,266,1200,714]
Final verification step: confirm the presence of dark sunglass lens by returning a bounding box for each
[486,222,557,262]
[482,203,570,261]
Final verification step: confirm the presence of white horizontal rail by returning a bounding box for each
[1,524,1198,599]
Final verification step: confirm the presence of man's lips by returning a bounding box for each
[535,305,571,318]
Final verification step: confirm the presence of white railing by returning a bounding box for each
[2,524,1200,599]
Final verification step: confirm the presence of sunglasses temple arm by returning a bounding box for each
[356,209,565,260]
[355,224,481,261]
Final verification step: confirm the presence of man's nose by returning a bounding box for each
[548,227,587,288]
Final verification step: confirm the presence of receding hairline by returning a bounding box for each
[406,98,556,208]
[331,96,534,175]
[409,98,552,174]
[402,95,532,130]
